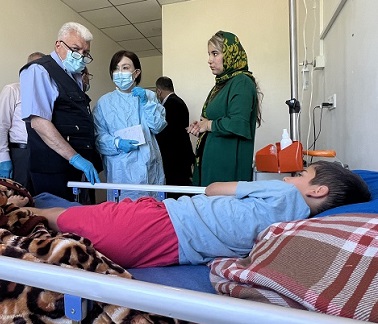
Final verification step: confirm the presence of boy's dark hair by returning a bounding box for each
[310,161,371,215]
[156,76,174,92]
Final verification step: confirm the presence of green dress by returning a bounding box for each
[192,73,257,186]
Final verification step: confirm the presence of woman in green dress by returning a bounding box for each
[188,31,262,186]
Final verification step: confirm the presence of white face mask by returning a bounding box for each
[113,71,134,91]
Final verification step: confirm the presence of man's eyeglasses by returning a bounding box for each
[59,40,93,64]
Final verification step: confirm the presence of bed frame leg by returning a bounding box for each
[113,189,121,202]
[64,294,93,322]
[72,187,80,202]
[157,191,166,201]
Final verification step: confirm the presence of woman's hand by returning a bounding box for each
[187,120,200,137]
[131,87,148,105]
[187,118,212,137]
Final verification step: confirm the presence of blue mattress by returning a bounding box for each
[33,169,378,294]
[127,265,215,293]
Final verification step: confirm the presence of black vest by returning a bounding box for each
[20,55,101,173]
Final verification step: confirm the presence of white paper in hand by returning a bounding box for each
[114,124,146,146]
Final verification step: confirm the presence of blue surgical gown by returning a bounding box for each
[93,89,167,201]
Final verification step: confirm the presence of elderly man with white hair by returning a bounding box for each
[20,22,102,201]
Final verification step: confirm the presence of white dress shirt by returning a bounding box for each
[0,82,27,162]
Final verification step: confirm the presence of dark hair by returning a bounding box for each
[109,50,142,85]
[310,161,371,214]
[156,76,174,92]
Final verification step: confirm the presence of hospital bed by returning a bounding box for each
[1,0,375,321]
[0,169,377,323]
[0,257,364,324]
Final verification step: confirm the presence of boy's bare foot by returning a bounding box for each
[8,195,29,207]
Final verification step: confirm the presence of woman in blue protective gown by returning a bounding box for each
[93,50,167,201]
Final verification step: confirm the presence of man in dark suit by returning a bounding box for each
[155,77,194,198]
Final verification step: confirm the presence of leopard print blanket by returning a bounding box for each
[0,185,185,323]
[0,177,34,206]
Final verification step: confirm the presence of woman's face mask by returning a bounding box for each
[113,71,134,91]
[63,50,86,74]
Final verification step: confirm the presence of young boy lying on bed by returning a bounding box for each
[21,161,370,269]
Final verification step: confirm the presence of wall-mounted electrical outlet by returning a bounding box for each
[327,94,336,110]
[314,55,325,70]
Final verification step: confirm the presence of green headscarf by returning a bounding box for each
[202,31,254,117]
[216,31,253,84]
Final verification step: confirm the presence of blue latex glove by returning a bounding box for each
[0,160,13,179]
[131,86,148,105]
[118,139,139,153]
[69,154,101,185]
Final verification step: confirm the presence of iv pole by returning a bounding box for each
[286,0,301,141]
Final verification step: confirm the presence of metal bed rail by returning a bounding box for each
[0,256,362,324]
[67,182,206,194]
[67,182,206,202]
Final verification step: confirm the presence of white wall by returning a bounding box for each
[0,0,162,104]
[162,0,293,152]
[297,0,378,170]
[139,55,163,89]
[0,0,114,103]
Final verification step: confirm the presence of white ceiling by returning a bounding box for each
[60,0,189,58]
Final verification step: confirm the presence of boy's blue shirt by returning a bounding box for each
[163,180,310,264]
